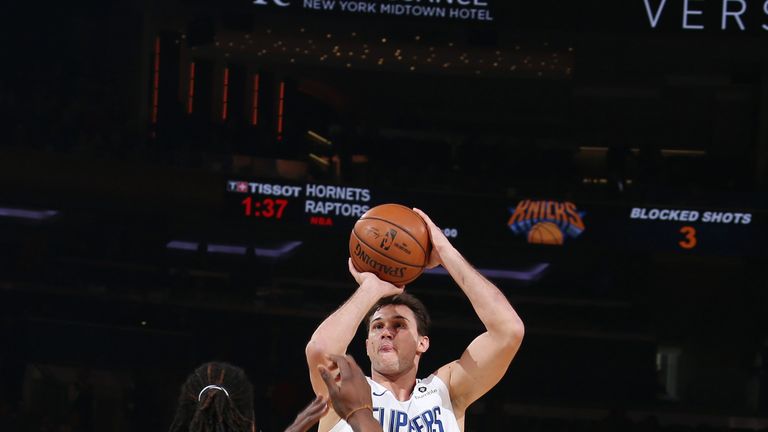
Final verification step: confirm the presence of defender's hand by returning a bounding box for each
[283,394,329,432]
[318,354,373,422]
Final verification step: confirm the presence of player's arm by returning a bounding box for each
[319,354,381,432]
[283,395,328,432]
[414,209,525,412]
[305,260,402,397]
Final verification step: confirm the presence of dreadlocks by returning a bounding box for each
[169,362,255,432]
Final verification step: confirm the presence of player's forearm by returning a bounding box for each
[306,283,381,358]
[440,245,524,339]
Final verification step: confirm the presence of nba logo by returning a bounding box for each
[380,229,397,251]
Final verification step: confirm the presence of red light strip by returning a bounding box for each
[187,62,196,114]
[251,74,260,126]
[277,81,285,139]
[222,67,230,121]
[151,36,160,124]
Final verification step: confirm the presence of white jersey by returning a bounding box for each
[329,374,461,432]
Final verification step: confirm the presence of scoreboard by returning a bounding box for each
[224,178,766,258]
[226,180,375,227]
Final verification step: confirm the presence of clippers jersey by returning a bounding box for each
[329,374,461,432]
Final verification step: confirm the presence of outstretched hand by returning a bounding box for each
[412,208,452,269]
[283,394,329,432]
[348,258,405,295]
[318,354,372,422]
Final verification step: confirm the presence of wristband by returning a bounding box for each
[345,405,373,422]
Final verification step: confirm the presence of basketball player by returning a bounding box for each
[305,208,525,432]
[169,361,330,432]
[169,362,257,432]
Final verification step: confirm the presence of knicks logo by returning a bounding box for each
[379,229,397,251]
[507,200,586,245]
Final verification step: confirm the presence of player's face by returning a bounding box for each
[366,304,429,377]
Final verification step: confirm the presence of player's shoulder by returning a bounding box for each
[433,359,459,387]
[417,373,444,387]
[415,372,452,397]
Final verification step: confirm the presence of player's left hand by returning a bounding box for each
[283,394,329,432]
[412,208,451,269]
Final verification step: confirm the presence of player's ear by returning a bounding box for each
[417,335,430,354]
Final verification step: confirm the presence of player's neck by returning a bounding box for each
[372,368,419,401]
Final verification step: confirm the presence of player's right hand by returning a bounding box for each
[348,258,405,296]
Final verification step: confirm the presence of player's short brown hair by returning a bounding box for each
[363,292,431,337]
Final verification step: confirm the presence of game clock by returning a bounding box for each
[226,179,373,229]
[240,197,289,219]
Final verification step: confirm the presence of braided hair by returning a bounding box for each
[169,362,255,432]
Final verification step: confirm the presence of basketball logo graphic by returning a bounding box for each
[527,222,564,245]
[380,229,397,251]
[507,200,586,245]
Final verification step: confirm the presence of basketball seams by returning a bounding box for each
[357,215,429,261]
[349,204,430,284]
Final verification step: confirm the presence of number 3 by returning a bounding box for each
[679,226,697,250]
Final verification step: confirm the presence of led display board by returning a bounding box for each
[225,178,766,257]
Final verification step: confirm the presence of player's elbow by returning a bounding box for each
[499,317,525,348]
[305,338,327,366]
[511,320,525,344]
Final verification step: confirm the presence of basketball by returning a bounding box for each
[349,204,431,285]
[527,221,564,245]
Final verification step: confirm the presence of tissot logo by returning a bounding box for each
[253,0,291,6]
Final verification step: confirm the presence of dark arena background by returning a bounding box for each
[2,0,768,431]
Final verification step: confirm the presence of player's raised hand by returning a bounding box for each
[348,258,405,295]
[283,394,329,432]
[318,354,372,423]
[412,208,451,269]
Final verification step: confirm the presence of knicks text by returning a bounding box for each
[507,200,586,238]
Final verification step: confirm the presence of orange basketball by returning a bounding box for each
[527,221,564,245]
[349,204,431,285]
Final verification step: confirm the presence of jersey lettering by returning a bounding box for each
[433,407,445,432]
[373,407,385,427]
[374,407,444,432]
